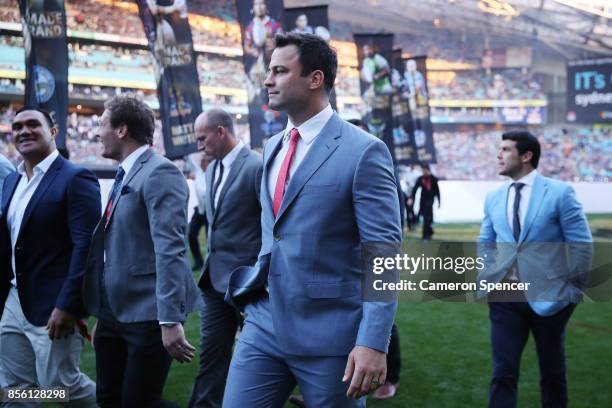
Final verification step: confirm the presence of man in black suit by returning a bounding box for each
[409,163,440,240]
[188,109,262,408]
[0,107,100,406]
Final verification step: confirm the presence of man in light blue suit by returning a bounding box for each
[478,131,592,408]
[223,33,402,407]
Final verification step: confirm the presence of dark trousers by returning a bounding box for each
[406,203,417,231]
[420,204,434,240]
[189,282,241,408]
[488,302,575,408]
[188,208,208,267]
[94,316,176,408]
[387,324,401,384]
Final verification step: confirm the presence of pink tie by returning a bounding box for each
[273,128,300,217]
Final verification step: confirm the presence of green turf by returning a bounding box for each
[77,215,612,407]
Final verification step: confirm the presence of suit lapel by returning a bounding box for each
[1,172,20,216]
[212,147,249,225]
[274,114,342,223]
[499,184,513,240]
[261,134,284,220]
[205,160,215,224]
[519,174,547,243]
[106,148,152,226]
[18,155,63,239]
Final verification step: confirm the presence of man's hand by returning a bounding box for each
[343,345,387,399]
[407,197,414,206]
[161,324,196,363]
[46,308,77,340]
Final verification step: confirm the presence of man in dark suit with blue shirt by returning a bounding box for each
[0,107,100,407]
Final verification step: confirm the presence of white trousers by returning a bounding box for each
[0,287,96,407]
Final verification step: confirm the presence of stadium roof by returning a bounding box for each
[287,0,612,58]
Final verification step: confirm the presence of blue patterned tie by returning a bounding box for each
[104,167,125,229]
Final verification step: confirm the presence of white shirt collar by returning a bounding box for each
[509,169,537,188]
[120,145,149,176]
[284,104,333,146]
[17,149,59,177]
[221,140,244,169]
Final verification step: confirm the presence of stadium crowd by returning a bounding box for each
[428,69,545,100]
[1,101,608,182]
[434,127,611,181]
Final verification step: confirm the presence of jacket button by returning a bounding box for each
[274,235,281,241]
[15,246,22,251]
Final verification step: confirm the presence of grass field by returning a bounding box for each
[77,214,612,407]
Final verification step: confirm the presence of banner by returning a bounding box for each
[354,33,395,161]
[19,0,68,149]
[236,0,286,148]
[284,5,336,110]
[136,0,202,159]
[390,48,418,164]
[566,58,612,124]
[400,56,436,163]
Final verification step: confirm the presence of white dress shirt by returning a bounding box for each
[506,169,537,236]
[7,150,60,287]
[267,104,333,202]
[211,140,244,209]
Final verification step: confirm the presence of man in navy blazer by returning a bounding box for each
[223,33,402,407]
[0,108,100,406]
[478,131,592,408]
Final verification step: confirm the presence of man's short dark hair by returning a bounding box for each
[274,32,337,93]
[16,106,54,128]
[204,108,235,136]
[502,130,541,168]
[104,96,154,145]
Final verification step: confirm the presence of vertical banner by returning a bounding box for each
[236,0,286,148]
[354,33,395,161]
[19,0,68,149]
[284,5,336,110]
[390,48,418,164]
[401,56,436,163]
[136,0,202,159]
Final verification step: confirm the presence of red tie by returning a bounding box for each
[273,128,300,217]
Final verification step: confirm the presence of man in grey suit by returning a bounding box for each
[188,109,262,408]
[82,96,201,407]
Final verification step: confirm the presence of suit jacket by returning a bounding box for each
[0,155,101,326]
[478,173,592,315]
[0,154,14,206]
[200,146,262,293]
[83,148,200,323]
[226,113,402,356]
